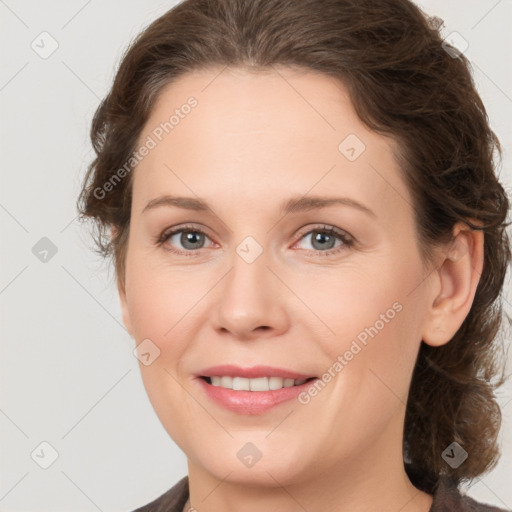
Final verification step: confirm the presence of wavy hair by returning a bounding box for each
[77,0,511,492]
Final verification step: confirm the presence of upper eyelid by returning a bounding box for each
[160,223,215,242]
[296,224,352,240]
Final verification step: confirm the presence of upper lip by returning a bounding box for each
[197,365,316,380]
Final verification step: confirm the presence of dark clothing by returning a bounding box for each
[131,474,510,512]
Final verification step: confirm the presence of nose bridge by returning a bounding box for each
[212,233,288,338]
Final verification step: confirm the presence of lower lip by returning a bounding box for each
[196,377,318,415]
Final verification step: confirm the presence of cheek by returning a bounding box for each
[124,256,203,445]
[125,251,201,342]
[298,267,410,346]
[305,258,424,394]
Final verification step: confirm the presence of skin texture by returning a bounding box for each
[117,66,484,512]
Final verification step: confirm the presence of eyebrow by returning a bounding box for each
[141,194,376,218]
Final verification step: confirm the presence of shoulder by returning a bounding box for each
[430,475,510,512]
[130,475,189,512]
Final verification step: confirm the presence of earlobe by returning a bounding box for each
[422,221,484,347]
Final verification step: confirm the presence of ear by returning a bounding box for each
[111,225,134,337]
[421,221,484,347]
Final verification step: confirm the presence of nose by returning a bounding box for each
[211,247,290,341]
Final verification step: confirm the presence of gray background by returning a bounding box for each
[0,1,511,511]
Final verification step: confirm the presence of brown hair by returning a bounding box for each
[77,0,511,493]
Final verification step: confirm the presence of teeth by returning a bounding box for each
[233,377,250,391]
[269,377,285,390]
[248,377,267,391]
[208,376,309,391]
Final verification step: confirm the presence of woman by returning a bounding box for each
[77,0,511,510]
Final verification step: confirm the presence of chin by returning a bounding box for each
[188,438,314,488]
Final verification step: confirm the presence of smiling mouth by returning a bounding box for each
[200,375,317,391]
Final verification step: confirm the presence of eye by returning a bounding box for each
[294,225,354,256]
[155,223,354,257]
[156,224,215,255]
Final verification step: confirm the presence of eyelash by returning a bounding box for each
[155,223,354,257]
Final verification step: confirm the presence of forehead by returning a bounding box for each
[145,65,381,150]
[132,66,412,225]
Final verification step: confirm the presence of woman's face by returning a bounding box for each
[119,66,437,487]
